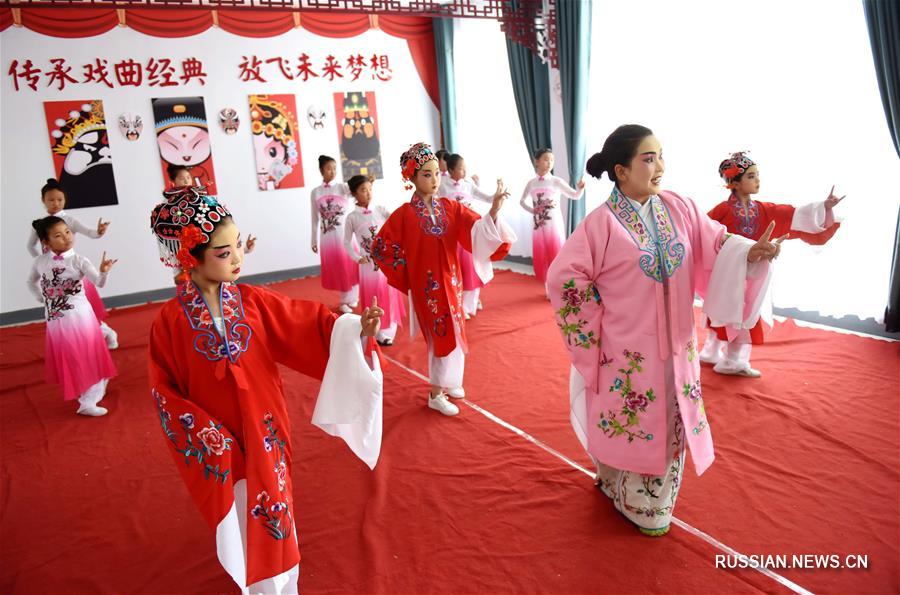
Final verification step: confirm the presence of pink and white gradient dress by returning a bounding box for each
[343,204,406,337]
[27,210,109,322]
[310,183,360,298]
[27,249,117,401]
[438,177,495,294]
[519,174,584,284]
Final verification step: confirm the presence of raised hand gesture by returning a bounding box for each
[360,296,383,337]
[99,251,118,273]
[490,178,510,219]
[97,218,110,236]
[747,221,787,263]
[824,185,845,210]
[245,234,257,254]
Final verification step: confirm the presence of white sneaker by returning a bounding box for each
[447,387,466,399]
[464,312,471,320]
[713,361,762,378]
[698,342,723,365]
[428,393,459,416]
[339,304,353,314]
[77,405,108,417]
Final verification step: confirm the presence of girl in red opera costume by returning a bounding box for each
[372,142,516,416]
[700,151,844,377]
[148,187,384,594]
[27,216,118,416]
[27,178,118,348]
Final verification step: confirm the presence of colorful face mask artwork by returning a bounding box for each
[44,99,119,208]
[333,91,383,179]
[151,96,217,193]
[117,112,143,141]
[219,108,239,135]
[307,105,326,130]
[248,94,304,191]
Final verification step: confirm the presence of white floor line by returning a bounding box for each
[383,353,814,595]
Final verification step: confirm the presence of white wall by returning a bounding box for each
[1,25,439,314]
[586,0,900,320]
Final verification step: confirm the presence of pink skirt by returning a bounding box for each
[319,232,359,292]
[456,245,484,291]
[83,280,108,322]
[45,307,117,401]
[532,225,563,284]
[360,264,406,328]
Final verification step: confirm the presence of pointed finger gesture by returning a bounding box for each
[99,251,118,273]
[360,296,383,337]
[824,185,845,210]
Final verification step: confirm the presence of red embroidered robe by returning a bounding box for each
[372,194,511,356]
[148,282,336,585]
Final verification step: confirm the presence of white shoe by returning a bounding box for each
[77,405,108,417]
[477,300,483,311]
[428,393,459,416]
[713,361,762,378]
[447,387,465,399]
[101,322,118,350]
[464,312,471,320]
[339,304,353,314]
[698,347,722,365]
[350,301,359,308]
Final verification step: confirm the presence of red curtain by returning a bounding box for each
[0,8,439,108]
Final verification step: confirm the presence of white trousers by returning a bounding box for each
[76,378,108,412]
[427,341,465,389]
[340,285,359,306]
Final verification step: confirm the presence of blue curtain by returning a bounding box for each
[433,17,458,152]
[505,36,552,162]
[557,0,592,235]
[861,0,900,331]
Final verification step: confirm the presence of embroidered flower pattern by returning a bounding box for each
[254,412,293,540]
[686,340,697,362]
[412,194,450,237]
[556,279,601,349]
[729,195,759,237]
[152,389,232,484]
[371,235,406,271]
[360,224,380,270]
[681,379,709,435]
[532,193,555,229]
[40,266,83,320]
[607,188,685,283]
[599,350,656,443]
[318,197,345,235]
[178,282,252,362]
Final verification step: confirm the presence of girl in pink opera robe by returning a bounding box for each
[148,187,384,594]
[699,151,843,377]
[27,216,118,416]
[310,155,360,313]
[438,153,500,318]
[27,178,118,349]
[548,125,783,536]
[519,148,586,290]
[343,174,407,346]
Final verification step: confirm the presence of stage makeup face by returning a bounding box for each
[193,219,244,284]
[615,134,665,201]
[42,188,66,215]
[158,126,211,166]
[731,164,761,196]
[413,160,440,197]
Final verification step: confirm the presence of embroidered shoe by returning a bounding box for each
[428,393,459,416]
[447,387,466,399]
[638,525,670,537]
[339,304,353,314]
[77,405,108,417]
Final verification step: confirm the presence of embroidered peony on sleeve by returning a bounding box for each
[148,315,245,531]
[371,208,410,294]
[547,214,606,393]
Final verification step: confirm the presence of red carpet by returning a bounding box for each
[1,270,897,594]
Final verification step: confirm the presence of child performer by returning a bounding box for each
[372,142,516,416]
[27,179,118,349]
[699,151,844,377]
[439,153,500,318]
[148,187,385,594]
[343,175,407,346]
[310,155,359,313]
[519,148,586,292]
[28,216,118,416]
[548,124,780,536]
[436,148,450,180]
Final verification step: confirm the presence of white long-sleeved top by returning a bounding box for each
[27,211,101,257]
[519,174,584,232]
[343,204,393,261]
[310,182,352,248]
[27,249,108,320]
[437,176,494,209]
